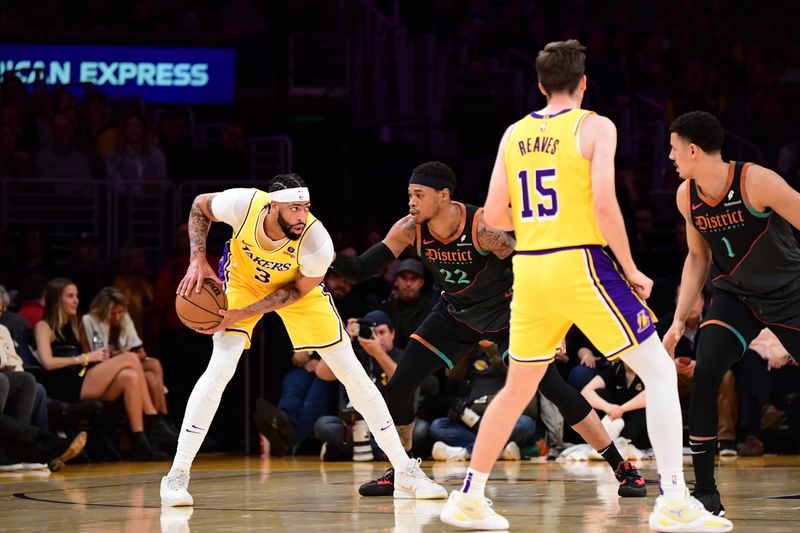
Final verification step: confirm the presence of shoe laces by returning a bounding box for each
[405,458,430,480]
[166,471,189,491]
[614,460,640,481]
[376,467,394,482]
[460,493,496,512]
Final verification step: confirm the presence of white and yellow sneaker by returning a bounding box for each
[394,458,448,499]
[160,471,193,507]
[649,489,733,532]
[439,490,510,530]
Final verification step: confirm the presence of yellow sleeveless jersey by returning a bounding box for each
[217,189,346,350]
[219,189,315,296]
[504,108,606,251]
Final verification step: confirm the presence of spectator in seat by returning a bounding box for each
[105,110,167,186]
[0,410,87,472]
[16,274,48,329]
[83,286,177,444]
[114,243,154,345]
[430,347,534,462]
[0,122,34,178]
[34,277,166,460]
[0,324,38,427]
[581,360,649,451]
[379,259,434,349]
[64,232,110,314]
[314,310,429,460]
[34,109,91,180]
[735,329,800,456]
[253,350,335,456]
[201,119,250,181]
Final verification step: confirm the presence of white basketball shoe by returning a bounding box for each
[394,458,448,499]
[649,489,733,532]
[160,470,193,507]
[439,490,510,530]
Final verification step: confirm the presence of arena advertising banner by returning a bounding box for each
[0,44,236,103]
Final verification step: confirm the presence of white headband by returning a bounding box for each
[269,187,310,203]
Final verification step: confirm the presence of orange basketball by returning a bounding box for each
[175,278,228,330]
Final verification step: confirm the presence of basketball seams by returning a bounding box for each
[177,295,222,319]
[175,278,227,329]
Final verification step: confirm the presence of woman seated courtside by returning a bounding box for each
[33,277,166,460]
[83,286,177,446]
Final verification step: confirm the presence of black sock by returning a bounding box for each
[690,438,718,491]
[598,442,624,471]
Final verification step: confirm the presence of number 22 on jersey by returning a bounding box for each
[518,168,559,221]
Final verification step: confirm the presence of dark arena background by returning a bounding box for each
[1,1,799,531]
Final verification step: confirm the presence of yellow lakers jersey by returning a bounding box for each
[219,189,316,296]
[504,108,606,251]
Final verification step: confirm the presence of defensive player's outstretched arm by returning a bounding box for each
[484,125,514,231]
[179,192,221,296]
[585,115,651,300]
[744,165,800,230]
[330,215,416,284]
[663,181,712,355]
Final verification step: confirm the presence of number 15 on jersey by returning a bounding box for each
[518,168,559,221]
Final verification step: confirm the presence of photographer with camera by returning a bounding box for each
[314,310,429,461]
[430,345,535,462]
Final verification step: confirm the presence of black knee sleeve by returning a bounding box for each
[689,324,746,437]
[537,363,592,427]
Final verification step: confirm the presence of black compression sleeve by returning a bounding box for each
[331,241,396,284]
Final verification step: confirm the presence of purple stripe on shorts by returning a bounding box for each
[588,248,655,344]
[217,240,231,284]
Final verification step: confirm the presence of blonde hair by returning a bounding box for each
[89,286,129,336]
[42,277,79,340]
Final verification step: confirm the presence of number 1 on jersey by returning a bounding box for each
[518,168,559,221]
[721,236,735,258]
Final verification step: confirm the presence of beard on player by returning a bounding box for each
[278,211,304,240]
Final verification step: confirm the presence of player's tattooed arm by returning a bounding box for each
[383,215,417,256]
[240,272,321,316]
[476,212,515,259]
[188,193,219,258]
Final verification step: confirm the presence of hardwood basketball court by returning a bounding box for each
[2,454,799,531]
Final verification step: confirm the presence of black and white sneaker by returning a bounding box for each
[359,467,395,497]
[614,460,647,497]
[691,488,727,517]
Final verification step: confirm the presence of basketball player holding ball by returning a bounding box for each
[160,174,445,506]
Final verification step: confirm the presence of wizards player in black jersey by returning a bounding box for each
[331,161,646,498]
[665,111,800,516]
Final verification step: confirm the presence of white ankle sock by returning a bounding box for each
[659,469,687,499]
[461,468,489,498]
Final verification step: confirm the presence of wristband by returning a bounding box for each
[78,354,88,377]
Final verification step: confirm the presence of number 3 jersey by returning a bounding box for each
[504,108,606,252]
[212,188,345,350]
[688,161,800,297]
